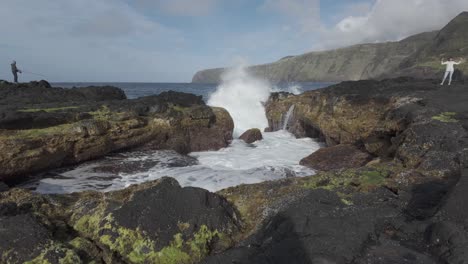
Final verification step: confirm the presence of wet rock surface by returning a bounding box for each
[0,182,8,192]
[300,144,373,171]
[239,128,263,143]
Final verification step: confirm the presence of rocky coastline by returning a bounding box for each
[0,81,233,183]
[211,77,468,263]
[1,78,468,263]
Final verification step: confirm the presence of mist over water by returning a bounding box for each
[208,66,271,136]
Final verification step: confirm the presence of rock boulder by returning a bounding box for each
[239,128,263,144]
[0,177,242,263]
[300,144,373,171]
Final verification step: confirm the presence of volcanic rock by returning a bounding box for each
[299,144,373,171]
[0,81,234,182]
[0,177,241,263]
[239,128,263,143]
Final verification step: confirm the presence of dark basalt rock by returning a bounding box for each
[0,80,126,106]
[0,181,8,192]
[0,177,242,263]
[239,128,263,144]
[354,238,436,264]
[0,213,53,263]
[158,90,205,107]
[405,180,456,220]
[426,221,468,263]
[110,177,240,251]
[205,188,406,264]
[300,144,373,171]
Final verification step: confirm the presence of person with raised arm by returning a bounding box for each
[441,57,465,85]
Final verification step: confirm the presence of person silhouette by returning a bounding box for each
[11,60,22,83]
[441,57,464,85]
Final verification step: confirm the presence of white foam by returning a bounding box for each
[30,131,321,194]
[208,65,271,137]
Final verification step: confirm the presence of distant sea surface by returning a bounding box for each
[52,82,335,100]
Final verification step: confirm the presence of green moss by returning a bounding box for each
[303,167,389,192]
[58,250,82,264]
[24,258,52,264]
[73,212,104,237]
[187,225,218,260]
[1,123,74,139]
[432,112,458,123]
[73,210,221,264]
[170,104,188,113]
[18,106,80,113]
[340,198,354,206]
[68,237,99,255]
[359,170,387,188]
[88,105,113,120]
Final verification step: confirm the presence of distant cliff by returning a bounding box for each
[192,12,468,83]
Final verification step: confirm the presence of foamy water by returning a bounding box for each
[26,131,320,194]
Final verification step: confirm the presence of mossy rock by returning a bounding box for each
[68,178,240,263]
[432,112,458,123]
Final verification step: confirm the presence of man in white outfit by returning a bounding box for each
[441,57,464,85]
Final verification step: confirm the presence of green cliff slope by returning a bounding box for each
[192,12,468,83]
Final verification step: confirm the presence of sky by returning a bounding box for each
[0,0,467,82]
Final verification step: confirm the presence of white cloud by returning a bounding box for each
[317,0,468,49]
[135,0,219,16]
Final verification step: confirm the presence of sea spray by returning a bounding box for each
[271,83,303,95]
[283,105,295,130]
[207,65,271,136]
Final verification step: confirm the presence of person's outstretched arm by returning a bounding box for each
[441,59,447,65]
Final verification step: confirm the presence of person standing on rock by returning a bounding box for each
[11,60,22,83]
[440,57,464,85]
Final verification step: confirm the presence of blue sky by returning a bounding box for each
[0,0,466,82]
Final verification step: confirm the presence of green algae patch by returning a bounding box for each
[19,106,80,113]
[72,209,222,264]
[303,167,390,192]
[432,112,458,123]
[88,105,113,120]
[73,211,105,237]
[0,123,74,139]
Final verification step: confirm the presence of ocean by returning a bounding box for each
[52,82,334,100]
